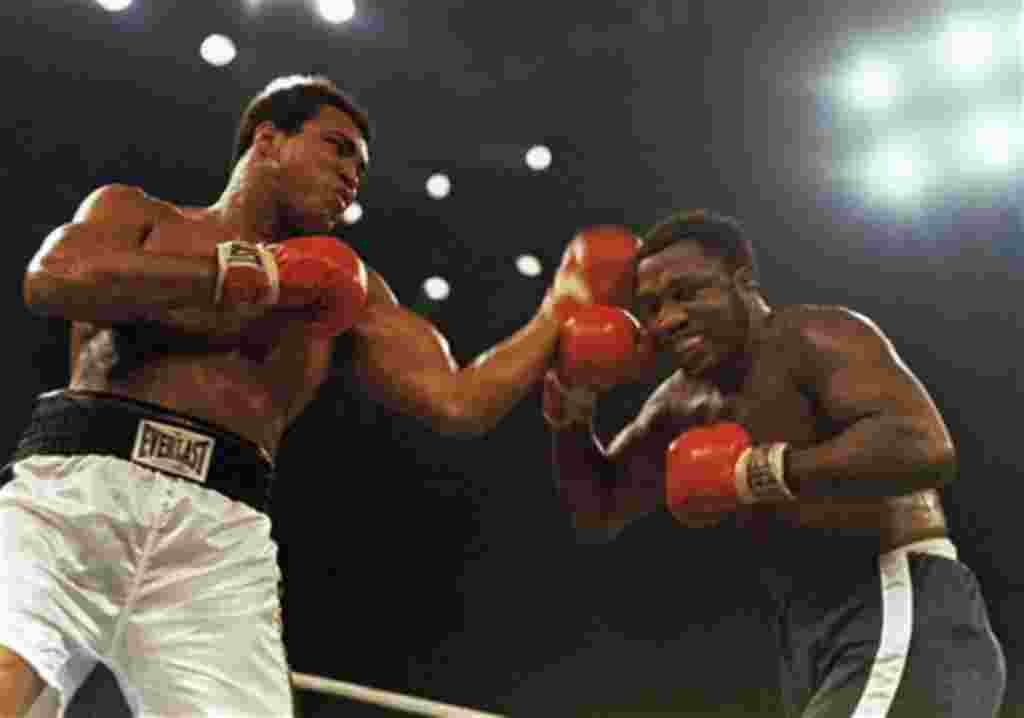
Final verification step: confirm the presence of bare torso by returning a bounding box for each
[68,201,334,456]
[661,307,948,551]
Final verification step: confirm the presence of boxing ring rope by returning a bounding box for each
[291,672,507,718]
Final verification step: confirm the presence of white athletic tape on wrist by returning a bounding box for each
[214,241,281,306]
[544,373,598,430]
[735,443,794,504]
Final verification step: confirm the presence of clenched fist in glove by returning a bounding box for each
[545,225,641,321]
[558,304,656,390]
[214,236,368,338]
[665,422,795,524]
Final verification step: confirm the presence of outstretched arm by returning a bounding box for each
[350,224,644,437]
[350,270,560,437]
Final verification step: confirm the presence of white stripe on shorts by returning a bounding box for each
[850,538,956,717]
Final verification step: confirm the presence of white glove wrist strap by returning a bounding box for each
[734,443,794,504]
[214,241,281,306]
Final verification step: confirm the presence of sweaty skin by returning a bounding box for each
[550,239,951,551]
[28,105,560,458]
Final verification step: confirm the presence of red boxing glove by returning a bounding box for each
[215,237,369,338]
[665,422,794,524]
[558,304,655,390]
[281,236,369,338]
[547,225,641,321]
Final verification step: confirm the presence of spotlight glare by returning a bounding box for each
[847,60,895,107]
[865,144,925,199]
[974,123,1012,166]
[426,173,451,199]
[525,145,552,171]
[200,34,237,67]
[95,0,132,10]
[423,276,450,301]
[342,201,363,225]
[317,0,356,24]
[945,24,994,70]
[515,255,543,277]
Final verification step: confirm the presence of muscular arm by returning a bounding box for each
[24,184,246,338]
[551,372,705,542]
[786,308,956,498]
[350,270,560,437]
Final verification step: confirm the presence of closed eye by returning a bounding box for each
[327,136,368,183]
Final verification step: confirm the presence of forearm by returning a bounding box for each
[551,425,621,540]
[445,311,561,434]
[786,414,956,499]
[26,249,246,338]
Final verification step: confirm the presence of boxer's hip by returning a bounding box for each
[7,388,276,513]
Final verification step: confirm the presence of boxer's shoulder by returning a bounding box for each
[363,266,398,308]
[75,183,164,222]
[765,304,883,350]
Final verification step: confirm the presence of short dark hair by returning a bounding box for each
[231,75,373,170]
[640,209,757,282]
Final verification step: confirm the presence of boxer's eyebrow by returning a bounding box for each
[637,275,712,300]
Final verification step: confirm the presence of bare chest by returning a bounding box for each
[70,213,337,449]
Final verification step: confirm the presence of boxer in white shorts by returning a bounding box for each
[1,73,603,716]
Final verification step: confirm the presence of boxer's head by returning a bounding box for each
[231,75,373,234]
[635,210,764,376]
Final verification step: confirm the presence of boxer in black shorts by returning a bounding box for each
[542,209,1005,716]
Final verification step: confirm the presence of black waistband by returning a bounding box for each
[9,390,275,514]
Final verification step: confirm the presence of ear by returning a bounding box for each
[251,121,283,161]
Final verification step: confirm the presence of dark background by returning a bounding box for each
[4,1,1021,715]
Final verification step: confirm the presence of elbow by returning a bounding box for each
[23,269,66,318]
[23,234,93,318]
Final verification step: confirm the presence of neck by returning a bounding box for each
[209,154,287,243]
[706,297,772,393]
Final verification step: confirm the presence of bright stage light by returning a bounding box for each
[973,122,1012,166]
[200,35,237,67]
[95,0,132,10]
[846,60,896,107]
[423,277,450,301]
[317,0,356,24]
[865,143,926,199]
[342,201,363,225]
[515,255,543,277]
[525,145,552,171]
[426,173,451,199]
[944,23,994,71]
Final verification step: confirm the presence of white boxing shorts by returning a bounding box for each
[0,390,293,717]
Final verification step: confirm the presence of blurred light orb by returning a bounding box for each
[95,0,132,10]
[426,173,451,199]
[317,0,356,24]
[423,276,450,301]
[848,60,895,107]
[525,145,552,171]
[200,35,237,67]
[945,25,994,70]
[866,144,924,199]
[515,255,543,277]
[974,123,1011,166]
[342,201,363,225]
